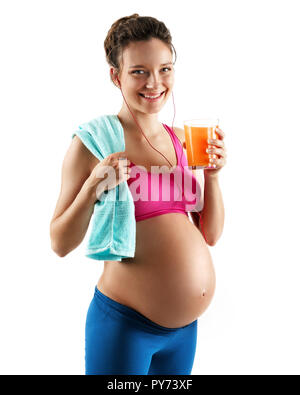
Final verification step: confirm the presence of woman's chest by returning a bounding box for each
[124,125,178,172]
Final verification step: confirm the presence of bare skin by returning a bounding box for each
[96,121,216,329]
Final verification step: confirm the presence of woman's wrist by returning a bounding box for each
[82,175,106,204]
[204,170,219,181]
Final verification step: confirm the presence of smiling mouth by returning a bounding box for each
[138,91,166,101]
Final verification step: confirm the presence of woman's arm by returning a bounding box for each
[199,173,225,245]
[173,127,225,246]
[50,136,103,257]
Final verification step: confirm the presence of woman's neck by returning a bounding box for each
[117,110,162,140]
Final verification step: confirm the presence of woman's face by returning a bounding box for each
[112,38,175,114]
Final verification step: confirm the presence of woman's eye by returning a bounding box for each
[131,67,171,75]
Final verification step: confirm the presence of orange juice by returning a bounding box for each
[184,119,219,169]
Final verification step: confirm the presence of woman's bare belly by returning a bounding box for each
[97,212,216,329]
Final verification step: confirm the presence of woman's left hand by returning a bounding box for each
[203,126,227,177]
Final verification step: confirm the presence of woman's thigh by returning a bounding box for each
[85,286,198,375]
[147,319,198,375]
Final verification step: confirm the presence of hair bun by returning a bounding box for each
[117,13,140,27]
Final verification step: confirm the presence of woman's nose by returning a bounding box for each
[145,72,162,88]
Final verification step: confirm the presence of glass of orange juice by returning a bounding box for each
[183,118,219,169]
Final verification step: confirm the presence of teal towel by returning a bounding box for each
[71,114,136,261]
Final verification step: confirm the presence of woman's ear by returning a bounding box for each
[110,68,120,87]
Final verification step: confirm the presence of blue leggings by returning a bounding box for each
[85,286,198,375]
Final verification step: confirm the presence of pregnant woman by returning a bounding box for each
[50,14,226,375]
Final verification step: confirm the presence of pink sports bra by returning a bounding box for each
[127,124,203,222]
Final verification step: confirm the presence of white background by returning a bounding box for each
[1,0,299,375]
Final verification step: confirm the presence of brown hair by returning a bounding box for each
[104,13,177,85]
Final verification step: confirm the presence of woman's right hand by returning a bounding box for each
[87,151,131,197]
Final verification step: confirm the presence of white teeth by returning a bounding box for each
[141,92,163,99]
